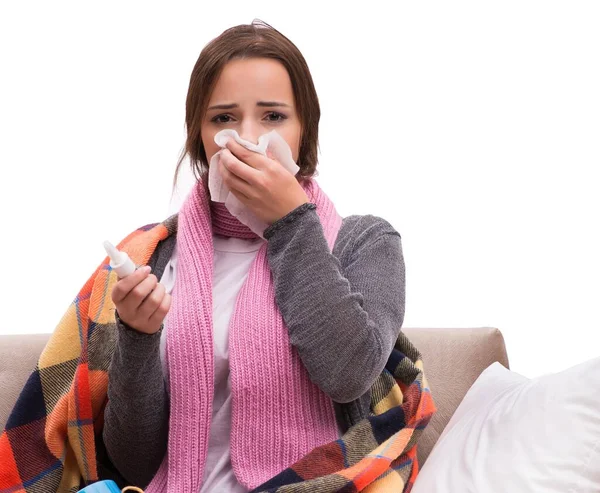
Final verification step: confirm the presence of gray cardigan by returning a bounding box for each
[99,202,406,488]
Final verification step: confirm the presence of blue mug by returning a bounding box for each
[77,480,122,493]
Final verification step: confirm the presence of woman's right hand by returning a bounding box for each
[111,265,172,334]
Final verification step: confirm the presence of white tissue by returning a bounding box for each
[207,129,300,239]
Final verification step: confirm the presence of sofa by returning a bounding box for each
[0,327,509,468]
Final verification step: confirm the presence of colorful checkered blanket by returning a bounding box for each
[0,216,436,493]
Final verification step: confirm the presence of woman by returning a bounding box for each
[100,20,406,492]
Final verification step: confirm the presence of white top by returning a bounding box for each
[159,234,265,493]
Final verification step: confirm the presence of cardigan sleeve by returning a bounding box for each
[264,204,405,403]
[101,314,169,488]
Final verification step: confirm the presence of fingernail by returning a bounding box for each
[143,265,151,273]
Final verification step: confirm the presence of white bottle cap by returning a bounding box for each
[103,240,137,278]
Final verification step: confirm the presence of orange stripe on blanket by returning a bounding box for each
[89,370,109,420]
[338,457,381,488]
[68,362,98,481]
[45,393,69,459]
[0,432,25,491]
[373,428,414,460]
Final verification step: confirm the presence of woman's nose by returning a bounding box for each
[238,122,260,145]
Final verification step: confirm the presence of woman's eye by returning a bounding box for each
[265,112,287,122]
[212,114,233,124]
[211,112,286,124]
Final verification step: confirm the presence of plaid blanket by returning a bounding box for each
[0,216,436,493]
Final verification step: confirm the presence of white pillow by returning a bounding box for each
[412,358,600,493]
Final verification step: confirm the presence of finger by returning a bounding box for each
[121,273,158,311]
[220,153,254,199]
[148,292,172,328]
[138,282,166,320]
[224,140,267,170]
[221,149,258,183]
[221,168,253,202]
[227,186,251,204]
[111,266,151,303]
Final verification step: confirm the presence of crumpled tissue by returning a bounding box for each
[207,129,300,239]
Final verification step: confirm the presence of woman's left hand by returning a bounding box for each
[218,139,310,225]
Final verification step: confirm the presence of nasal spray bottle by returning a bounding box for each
[103,240,137,278]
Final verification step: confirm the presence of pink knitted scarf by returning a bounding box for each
[146,175,343,492]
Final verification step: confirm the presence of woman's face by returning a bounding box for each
[201,57,302,166]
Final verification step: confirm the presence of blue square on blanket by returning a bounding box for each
[5,369,47,429]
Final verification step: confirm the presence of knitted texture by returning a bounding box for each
[209,196,261,240]
[210,200,260,239]
[146,175,341,491]
[0,177,436,493]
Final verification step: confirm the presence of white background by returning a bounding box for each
[0,1,598,379]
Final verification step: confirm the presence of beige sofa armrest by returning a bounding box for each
[0,333,51,431]
[402,327,509,466]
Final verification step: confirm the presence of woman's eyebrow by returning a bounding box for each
[256,101,291,108]
[207,101,291,111]
[207,103,238,110]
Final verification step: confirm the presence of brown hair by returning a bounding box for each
[172,19,321,191]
